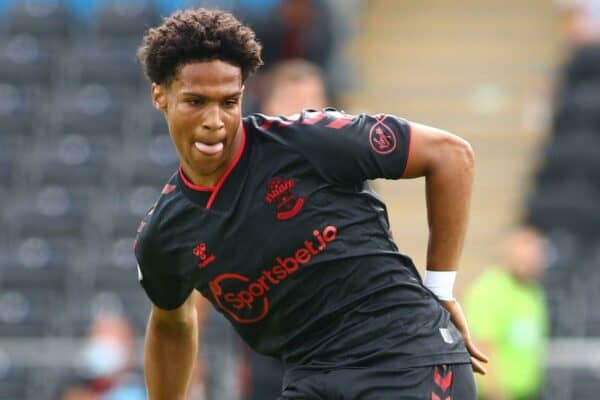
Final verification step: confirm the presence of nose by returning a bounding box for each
[202,104,225,131]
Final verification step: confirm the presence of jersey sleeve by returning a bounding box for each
[134,224,194,310]
[253,109,412,185]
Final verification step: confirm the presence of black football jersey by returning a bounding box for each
[134,109,470,384]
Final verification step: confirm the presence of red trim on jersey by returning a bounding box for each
[259,118,273,131]
[161,183,177,194]
[302,111,326,125]
[178,168,214,192]
[401,121,414,178]
[325,116,353,129]
[177,124,247,206]
[206,125,247,209]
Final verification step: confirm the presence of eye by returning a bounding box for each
[224,98,239,107]
[187,98,203,106]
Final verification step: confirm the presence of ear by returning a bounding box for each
[151,83,168,112]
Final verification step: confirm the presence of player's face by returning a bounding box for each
[153,60,244,187]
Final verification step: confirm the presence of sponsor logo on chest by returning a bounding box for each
[208,225,338,324]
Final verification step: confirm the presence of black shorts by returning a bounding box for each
[278,363,476,400]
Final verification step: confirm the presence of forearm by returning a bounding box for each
[145,308,198,400]
[425,136,474,270]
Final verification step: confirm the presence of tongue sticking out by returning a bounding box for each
[194,141,223,155]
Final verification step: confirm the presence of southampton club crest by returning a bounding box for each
[264,177,305,220]
[369,116,397,155]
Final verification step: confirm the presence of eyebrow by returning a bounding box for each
[180,90,243,98]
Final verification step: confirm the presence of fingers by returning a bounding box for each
[440,300,490,375]
[471,356,487,375]
[465,340,489,363]
[465,339,488,375]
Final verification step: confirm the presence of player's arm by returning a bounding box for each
[402,122,474,270]
[402,122,488,374]
[145,290,199,400]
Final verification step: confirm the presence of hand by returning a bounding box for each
[440,299,489,374]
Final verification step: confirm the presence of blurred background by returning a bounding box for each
[0,0,598,399]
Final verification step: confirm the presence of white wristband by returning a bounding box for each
[423,270,457,301]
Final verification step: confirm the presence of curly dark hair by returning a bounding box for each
[137,8,263,85]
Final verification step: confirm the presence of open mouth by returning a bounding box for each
[194,141,224,155]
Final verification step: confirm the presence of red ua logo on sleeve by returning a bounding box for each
[193,242,216,269]
[264,177,305,220]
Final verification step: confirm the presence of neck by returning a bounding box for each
[181,165,220,188]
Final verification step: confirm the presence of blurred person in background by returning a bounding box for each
[252,0,333,70]
[557,0,600,46]
[238,0,336,113]
[260,58,329,117]
[465,227,549,400]
[59,313,146,400]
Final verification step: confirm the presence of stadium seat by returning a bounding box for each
[535,131,600,186]
[90,235,144,288]
[563,44,600,90]
[34,133,116,187]
[571,369,600,400]
[0,35,56,85]
[6,1,72,38]
[154,0,238,15]
[6,185,90,238]
[581,257,600,335]
[585,309,600,337]
[53,84,133,136]
[0,236,80,290]
[121,133,178,185]
[586,239,600,271]
[0,135,21,185]
[570,80,600,111]
[552,98,600,135]
[544,288,568,336]
[0,357,29,400]
[106,185,160,237]
[29,367,76,400]
[553,80,600,134]
[0,82,44,137]
[0,289,59,337]
[544,279,588,337]
[65,38,142,87]
[541,367,573,400]
[526,181,600,238]
[92,2,160,38]
[66,288,150,337]
[542,230,578,284]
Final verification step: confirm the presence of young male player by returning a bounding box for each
[135,8,487,400]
